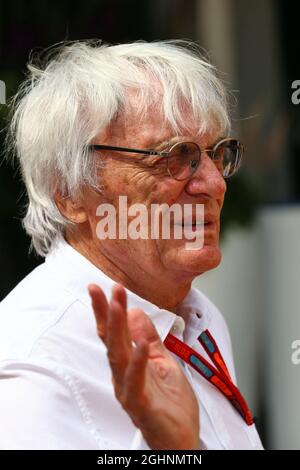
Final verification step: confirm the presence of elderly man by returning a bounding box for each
[0,40,263,450]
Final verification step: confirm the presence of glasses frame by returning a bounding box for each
[88,137,244,180]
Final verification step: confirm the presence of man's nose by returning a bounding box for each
[184,153,227,198]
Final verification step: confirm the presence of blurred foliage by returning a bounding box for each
[221,172,262,237]
[0,0,261,299]
[279,1,300,200]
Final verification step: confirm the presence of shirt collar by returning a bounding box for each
[45,240,178,341]
[46,239,211,343]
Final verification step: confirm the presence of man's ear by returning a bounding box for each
[55,190,88,224]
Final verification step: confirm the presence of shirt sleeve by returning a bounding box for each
[0,359,101,450]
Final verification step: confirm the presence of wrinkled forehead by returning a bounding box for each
[101,87,224,148]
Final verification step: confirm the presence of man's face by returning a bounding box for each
[82,98,227,285]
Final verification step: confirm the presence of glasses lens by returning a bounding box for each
[212,139,243,178]
[167,142,200,180]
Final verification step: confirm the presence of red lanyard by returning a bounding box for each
[164,329,254,426]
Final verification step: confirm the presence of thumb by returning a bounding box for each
[127,308,167,355]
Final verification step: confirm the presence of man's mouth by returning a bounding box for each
[178,217,216,228]
[181,222,216,233]
[183,221,213,226]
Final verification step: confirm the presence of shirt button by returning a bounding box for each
[170,316,185,336]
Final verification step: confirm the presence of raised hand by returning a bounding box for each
[88,283,200,450]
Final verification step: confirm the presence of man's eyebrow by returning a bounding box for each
[146,134,227,150]
[145,137,178,150]
[207,135,227,148]
[146,135,190,150]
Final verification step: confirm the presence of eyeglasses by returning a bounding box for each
[88,137,244,181]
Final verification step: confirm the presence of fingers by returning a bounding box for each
[88,283,133,388]
[111,283,127,312]
[88,283,165,407]
[123,340,149,414]
[127,308,167,357]
[88,284,109,341]
[107,285,132,359]
[106,294,132,386]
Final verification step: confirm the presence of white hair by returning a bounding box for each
[7,39,231,256]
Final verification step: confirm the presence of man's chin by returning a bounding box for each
[184,244,222,273]
[165,244,222,277]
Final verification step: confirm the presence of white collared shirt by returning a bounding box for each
[0,241,263,450]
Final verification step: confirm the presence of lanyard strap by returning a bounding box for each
[198,329,231,381]
[164,330,254,426]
